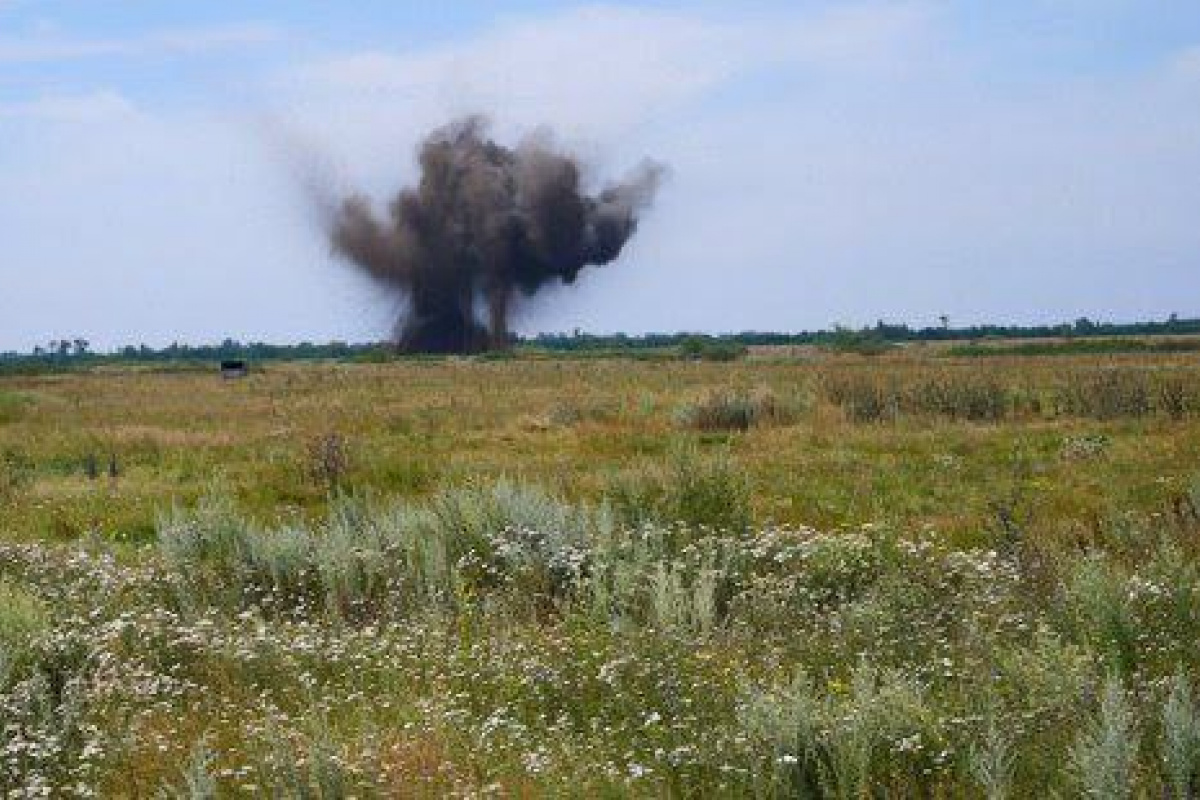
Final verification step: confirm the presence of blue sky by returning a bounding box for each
[2,2,1199,349]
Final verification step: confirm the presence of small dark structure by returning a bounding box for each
[220,359,249,379]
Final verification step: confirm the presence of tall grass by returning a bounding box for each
[820,374,898,423]
[0,579,48,687]
[0,390,35,424]
[1062,555,1138,674]
[969,720,1015,800]
[605,445,751,532]
[170,737,218,800]
[741,663,938,798]
[673,386,795,431]
[1162,672,1200,799]
[819,365,1200,422]
[6,481,1200,793]
[158,480,611,619]
[1071,675,1138,799]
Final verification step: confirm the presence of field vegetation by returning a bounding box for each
[2,347,1200,795]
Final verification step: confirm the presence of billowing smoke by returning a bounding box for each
[330,116,664,353]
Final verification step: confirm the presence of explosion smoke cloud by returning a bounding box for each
[330,116,664,353]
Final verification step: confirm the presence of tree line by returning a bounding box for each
[1,314,1198,370]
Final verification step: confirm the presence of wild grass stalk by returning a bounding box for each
[1071,675,1138,799]
[1162,671,1200,799]
[169,737,218,800]
[968,719,1015,800]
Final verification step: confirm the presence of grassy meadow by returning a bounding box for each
[3,346,1200,796]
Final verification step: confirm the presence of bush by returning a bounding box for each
[969,721,1016,800]
[1061,434,1111,461]
[1161,671,1200,798]
[673,386,791,431]
[0,580,49,687]
[1071,675,1137,799]
[1057,370,1152,419]
[1062,555,1138,674]
[677,337,747,362]
[0,448,34,502]
[741,664,940,797]
[821,328,894,356]
[820,374,898,423]
[0,391,35,424]
[158,480,610,619]
[819,366,1199,424]
[307,433,351,492]
[905,374,1008,421]
[607,446,751,533]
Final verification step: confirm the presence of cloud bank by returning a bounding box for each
[0,22,281,64]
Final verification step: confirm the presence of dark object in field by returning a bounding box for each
[107,454,119,480]
[84,453,98,480]
[330,116,664,353]
[308,433,350,492]
[220,359,249,379]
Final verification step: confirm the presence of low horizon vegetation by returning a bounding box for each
[4,313,1200,374]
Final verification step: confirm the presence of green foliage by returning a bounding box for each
[606,445,751,532]
[1057,369,1154,419]
[0,447,34,502]
[821,327,895,356]
[969,720,1016,800]
[820,374,898,422]
[0,616,100,794]
[741,663,940,797]
[677,336,748,362]
[1062,555,1138,674]
[1161,672,1200,799]
[820,365,1199,423]
[0,391,36,424]
[948,338,1200,357]
[251,718,359,798]
[159,481,609,619]
[0,580,49,686]
[1071,675,1137,799]
[907,374,1008,421]
[5,489,1200,793]
[673,386,793,431]
[168,737,218,800]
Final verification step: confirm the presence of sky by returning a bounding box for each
[1,1,1199,350]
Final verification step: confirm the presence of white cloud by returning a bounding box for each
[290,4,933,142]
[1169,43,1200,80]
[0,22,282,64]
[0,89,136,123]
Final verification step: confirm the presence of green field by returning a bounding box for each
[3,349,1200,795]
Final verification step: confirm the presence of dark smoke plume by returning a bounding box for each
[330,116,664,353]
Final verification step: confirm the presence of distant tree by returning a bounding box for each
[679,336,706,360]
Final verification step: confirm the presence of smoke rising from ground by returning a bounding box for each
[329,116,664,353]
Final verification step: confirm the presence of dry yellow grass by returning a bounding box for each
[1,352,1199,544]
